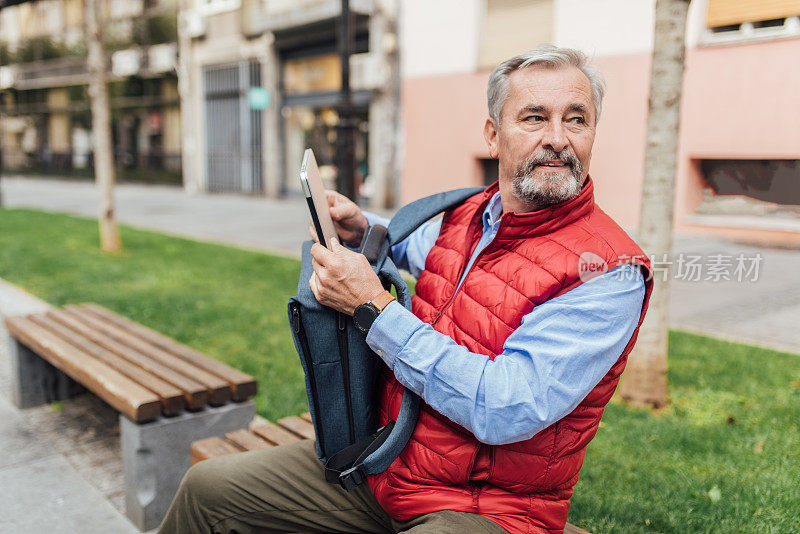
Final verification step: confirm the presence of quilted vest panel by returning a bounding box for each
[368,178,654,533]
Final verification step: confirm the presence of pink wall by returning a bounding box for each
[400,38,800,245]
[586,53,652,230]
[401,72,491,204]
[399,57,654,228]
[676,38,800,233]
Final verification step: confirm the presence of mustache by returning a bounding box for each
[515,148,582,178]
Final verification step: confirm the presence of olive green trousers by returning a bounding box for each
[158,439,507,534]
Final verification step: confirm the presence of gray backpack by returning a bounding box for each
[287,187,483,490]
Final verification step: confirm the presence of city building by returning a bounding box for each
[0,0,183,183]
[2,0,798,246]
[398,0,800,246]
[177,0,401,207]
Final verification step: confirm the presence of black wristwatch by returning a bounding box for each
[353,291,396,334]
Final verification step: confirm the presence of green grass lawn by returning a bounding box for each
[1,208,798,532]
[0,208,305,419]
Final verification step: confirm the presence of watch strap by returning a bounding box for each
[371,290,396,312]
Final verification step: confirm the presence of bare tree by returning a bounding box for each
[85,0,122,252]
[618,0,690,408]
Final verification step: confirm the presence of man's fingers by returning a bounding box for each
[310,242,332,266]
[309,222,319,242]
[326,190,357,221]
[309,272,321,301]
[330,203,353,221]
[324,190,341,209]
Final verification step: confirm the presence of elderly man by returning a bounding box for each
[160,45,652,534]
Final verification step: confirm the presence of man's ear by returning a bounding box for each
[483,118,499,159]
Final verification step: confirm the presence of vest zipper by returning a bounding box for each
[431,216,509,326]
[291,303,325,448]
[337,311,356,444]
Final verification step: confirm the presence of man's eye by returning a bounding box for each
[568,116,586,124]
[524,115,544,122]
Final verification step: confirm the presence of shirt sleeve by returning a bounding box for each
[365,263,646,445]
[363,211,442,277]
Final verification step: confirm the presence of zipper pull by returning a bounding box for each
[337,311,346,330]
[291,305,300,333]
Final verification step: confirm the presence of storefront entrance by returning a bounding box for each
[282,104,368,196]
[203,60,263,194]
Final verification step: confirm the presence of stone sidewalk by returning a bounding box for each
[0,279,139,533]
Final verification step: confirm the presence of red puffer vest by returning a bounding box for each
[367,178,653,533]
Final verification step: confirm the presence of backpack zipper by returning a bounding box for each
[337,311,356,444]
[291,303,325,448]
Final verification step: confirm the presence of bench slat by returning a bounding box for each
[80,303,257,401]
[4,316,161,423]
[28,314,186,416]
[300,412,313,424]
[277,416,316,441]
[191,436,241,465]
[226,429,272,451]
[47,310,209,410]
[252,421,303,446]
[65,306,231,405]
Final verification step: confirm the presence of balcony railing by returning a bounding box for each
[242,0,373,35]
[4,42,177,91]
[13,57,90,90]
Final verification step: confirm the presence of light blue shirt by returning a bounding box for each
[363,192,645,446]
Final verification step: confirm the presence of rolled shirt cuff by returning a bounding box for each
[365,300,422,369]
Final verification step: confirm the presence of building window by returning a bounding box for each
[696,159,800,219]
[478,0,553,70]
[753,17,787,29]
[704,0,800,45]
[710,23,741,34]
[479,158,499,186]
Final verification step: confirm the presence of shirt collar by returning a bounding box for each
[482,191,504,230]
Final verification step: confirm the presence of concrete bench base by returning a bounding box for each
[8,337,86,408]
[4,304,256,531]
[121,401,255,531]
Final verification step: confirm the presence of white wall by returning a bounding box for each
[685,0,709,49]
[554,0,656,57]
[399,0,483,78]
[0,8,21,48]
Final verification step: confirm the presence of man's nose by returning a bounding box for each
[542,120,568,153]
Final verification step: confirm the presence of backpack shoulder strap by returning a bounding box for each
[323,186,484,492]
[387,186,485,246]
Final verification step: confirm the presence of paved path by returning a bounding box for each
[0,278,139,534]
[2,175,798,354]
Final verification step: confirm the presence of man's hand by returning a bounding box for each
[308,190,369,247]
[309,238,385,315]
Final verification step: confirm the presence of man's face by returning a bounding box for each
[484,65,597,211]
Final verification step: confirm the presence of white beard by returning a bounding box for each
[512,166,582,208]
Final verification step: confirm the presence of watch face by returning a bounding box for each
[354,303,379,334]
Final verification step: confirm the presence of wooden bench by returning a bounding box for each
[4,303,258,531]
[192,415,591,534]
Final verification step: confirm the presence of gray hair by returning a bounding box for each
[487,45,606,126]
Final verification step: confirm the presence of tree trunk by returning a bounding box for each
[618,0,690,408]
[86,0,121,253]
[177,0,198,195]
